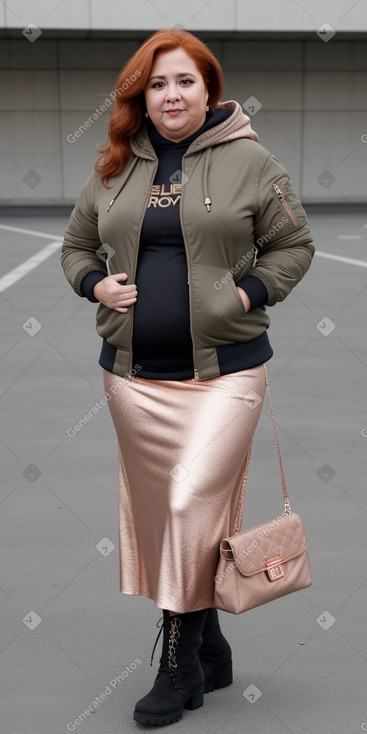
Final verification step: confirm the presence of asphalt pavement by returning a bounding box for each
[0,205,366,734]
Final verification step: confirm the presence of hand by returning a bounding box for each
[93,273,137,313]
[236,286,251,314]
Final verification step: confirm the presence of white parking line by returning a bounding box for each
[337,235,363,240]
[0,224,63,240]
[0,223,64,293]
[0,221,366,294]
[0,241,62,292]
[315,251,367,268]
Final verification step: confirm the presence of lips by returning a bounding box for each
[165,109,184,116]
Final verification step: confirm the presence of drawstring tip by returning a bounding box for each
[204,197,212,212]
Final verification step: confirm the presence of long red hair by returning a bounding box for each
[95,29,224,186]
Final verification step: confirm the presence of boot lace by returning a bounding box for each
[167,617,181,670]
[150,614,182,671]
[150,615,165,667]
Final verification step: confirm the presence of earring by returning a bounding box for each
[206,106,209,111]
[145,112,149,118]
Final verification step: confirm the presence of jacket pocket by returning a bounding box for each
[95,302,132,349]
[190,263,251,345]
[271,177,307,230]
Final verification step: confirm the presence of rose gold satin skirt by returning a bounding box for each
[103,365,266,613]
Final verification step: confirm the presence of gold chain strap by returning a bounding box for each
[264,364,291,514]
[233,364,291,535]
[233,440,252,534]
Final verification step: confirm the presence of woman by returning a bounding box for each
[61,28,314,727]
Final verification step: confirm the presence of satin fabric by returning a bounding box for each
[104,365,266,613]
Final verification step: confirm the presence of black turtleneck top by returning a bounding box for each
[81,109,272,379]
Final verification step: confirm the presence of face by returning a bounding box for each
[144,47,209,142]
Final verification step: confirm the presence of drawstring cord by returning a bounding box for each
[202,147,212,212]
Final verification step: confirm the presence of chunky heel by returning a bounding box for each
[184,684,204,710]
[199,608,233,693]
[213,660,233,690]
[133,609,208,726]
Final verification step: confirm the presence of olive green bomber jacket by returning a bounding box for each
[61,100,315,380]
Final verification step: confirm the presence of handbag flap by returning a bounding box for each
[221,513,308,577]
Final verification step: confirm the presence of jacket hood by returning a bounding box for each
[189,100,259,211]
[188,100,259,150]
[131,100,258,159]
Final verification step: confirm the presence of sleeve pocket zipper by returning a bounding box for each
[273,182,299,227]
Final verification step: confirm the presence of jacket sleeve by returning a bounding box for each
[235,274,268,310]
[61,169,107,297]
[80,271,107,302]
[249,154,315,306]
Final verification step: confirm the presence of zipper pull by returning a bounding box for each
[107,198,115,213]
[194,369,199,381]
[272,182,299,226]
[273,182,283,201]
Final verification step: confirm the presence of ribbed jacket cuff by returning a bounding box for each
[236,275,268,310]
[80,271,106,302]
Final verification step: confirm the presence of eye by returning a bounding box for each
[151,81,165,89]
[180,78,194,85]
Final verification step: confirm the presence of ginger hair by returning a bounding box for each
[95,29,224,186]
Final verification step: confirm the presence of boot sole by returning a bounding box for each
[133,684,204,726]
[203,660,233,694]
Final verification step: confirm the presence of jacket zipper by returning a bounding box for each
[127,160,158,373]
[272,183,299,227]
[107,157,139,213]
[180,156,200,381]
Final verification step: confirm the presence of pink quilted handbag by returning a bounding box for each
[214,365,312,614]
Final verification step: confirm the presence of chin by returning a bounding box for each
[163,124,186,135]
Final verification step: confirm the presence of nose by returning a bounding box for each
[165,84,181,103]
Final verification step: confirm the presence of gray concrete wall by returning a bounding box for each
[1,0,367,32]
[1,36,366,205]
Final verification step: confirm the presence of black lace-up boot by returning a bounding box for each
[198,608,233,693]
[133,608,208,726]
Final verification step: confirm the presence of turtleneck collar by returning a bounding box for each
[147,107,232,151]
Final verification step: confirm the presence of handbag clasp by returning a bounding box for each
[264,556,284,582]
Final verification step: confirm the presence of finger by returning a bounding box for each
[113,296,137,307]
[121,291,137,300]
[112,272,128,280]
[104,287,137,301]
[107,285,137,297]
[106,294,136,306]
[120,284,138,294]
